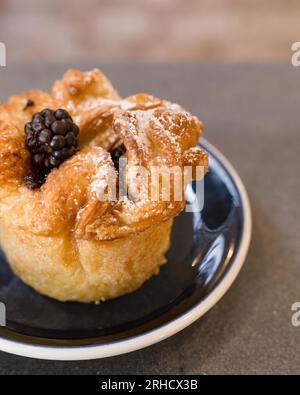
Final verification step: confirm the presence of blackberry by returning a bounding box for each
[111,143,126,171]
[24,174,45,190]
[24,108,79,188]
[23,99,35,111]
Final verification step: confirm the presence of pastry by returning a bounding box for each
[0,69,208,303]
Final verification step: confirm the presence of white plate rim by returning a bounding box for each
[0,139,252,360]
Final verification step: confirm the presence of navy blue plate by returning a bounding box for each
[0,140,251,359]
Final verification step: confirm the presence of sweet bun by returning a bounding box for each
[0,69,208,302]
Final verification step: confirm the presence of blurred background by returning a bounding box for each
[0,0,297,63]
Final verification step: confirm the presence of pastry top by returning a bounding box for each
[0,69,208,240]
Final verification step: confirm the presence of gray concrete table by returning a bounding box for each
[0,63,299,374]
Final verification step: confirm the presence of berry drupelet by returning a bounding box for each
[24,108,79,189]
[110,143,126,171]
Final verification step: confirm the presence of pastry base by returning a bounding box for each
[0,219,173,303]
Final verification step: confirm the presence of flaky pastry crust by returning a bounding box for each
[0,69,208,302]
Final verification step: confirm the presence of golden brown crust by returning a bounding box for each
[0,217,173,302]
[0,69,208,242]
[0,68,208,302]
[0,90,54,189]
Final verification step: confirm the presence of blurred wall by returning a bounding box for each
[0,0,297,62]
